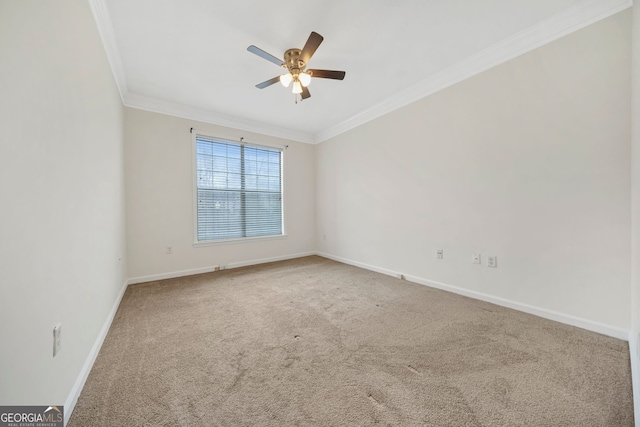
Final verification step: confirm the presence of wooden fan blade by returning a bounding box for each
[247,45,284,67]
[308,69,346,80]
[300,32,323,65]
[301,86,311,99]
[256,76,281,89]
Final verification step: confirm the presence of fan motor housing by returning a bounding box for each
[284,48,305,70]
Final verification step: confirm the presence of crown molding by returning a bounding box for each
[89,0,313,143]
[88,0,128,102]
[90,0,631,145]
[314,0,632,144]
[123,93,315,144]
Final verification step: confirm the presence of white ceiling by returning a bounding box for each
[93,0,630,143]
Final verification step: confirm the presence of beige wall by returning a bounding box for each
[124,108,316,280]
[0,0,126,408]
[316,11,632,331]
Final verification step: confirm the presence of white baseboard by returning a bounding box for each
[127,265,220,285]
[316,251,629,341]
[64,279,128,426]
[225,251,316,270]
[630,332,640,427]
[317,252,401,279]
[126,251,317,285]
[409,274,629,340]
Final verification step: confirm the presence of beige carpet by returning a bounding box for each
[68,256,634,426]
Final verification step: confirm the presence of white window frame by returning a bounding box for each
[191,131,286,246]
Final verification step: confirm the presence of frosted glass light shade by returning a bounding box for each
[280,73,292,87]
[292,81,303,94]
[299,72,311,87]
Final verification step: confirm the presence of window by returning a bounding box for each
[194,135,283,242]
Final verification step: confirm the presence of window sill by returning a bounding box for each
[193,234,288,247]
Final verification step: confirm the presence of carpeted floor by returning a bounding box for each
[68,256,634,426]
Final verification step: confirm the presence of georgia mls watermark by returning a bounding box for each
[0,406,63,427]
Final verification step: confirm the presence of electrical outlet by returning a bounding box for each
[436,249,444,259]
[166,246,172,255]
[473,254,481,265]
[488,256,498,268]
[53,324,62,357]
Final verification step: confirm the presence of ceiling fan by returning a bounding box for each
[247,31,346,101]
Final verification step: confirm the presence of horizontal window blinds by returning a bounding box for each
[196,136,282,241]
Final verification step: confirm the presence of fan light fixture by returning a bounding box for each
[299,72,312,87]
[280,72,311,92]
[279,73,292,87]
